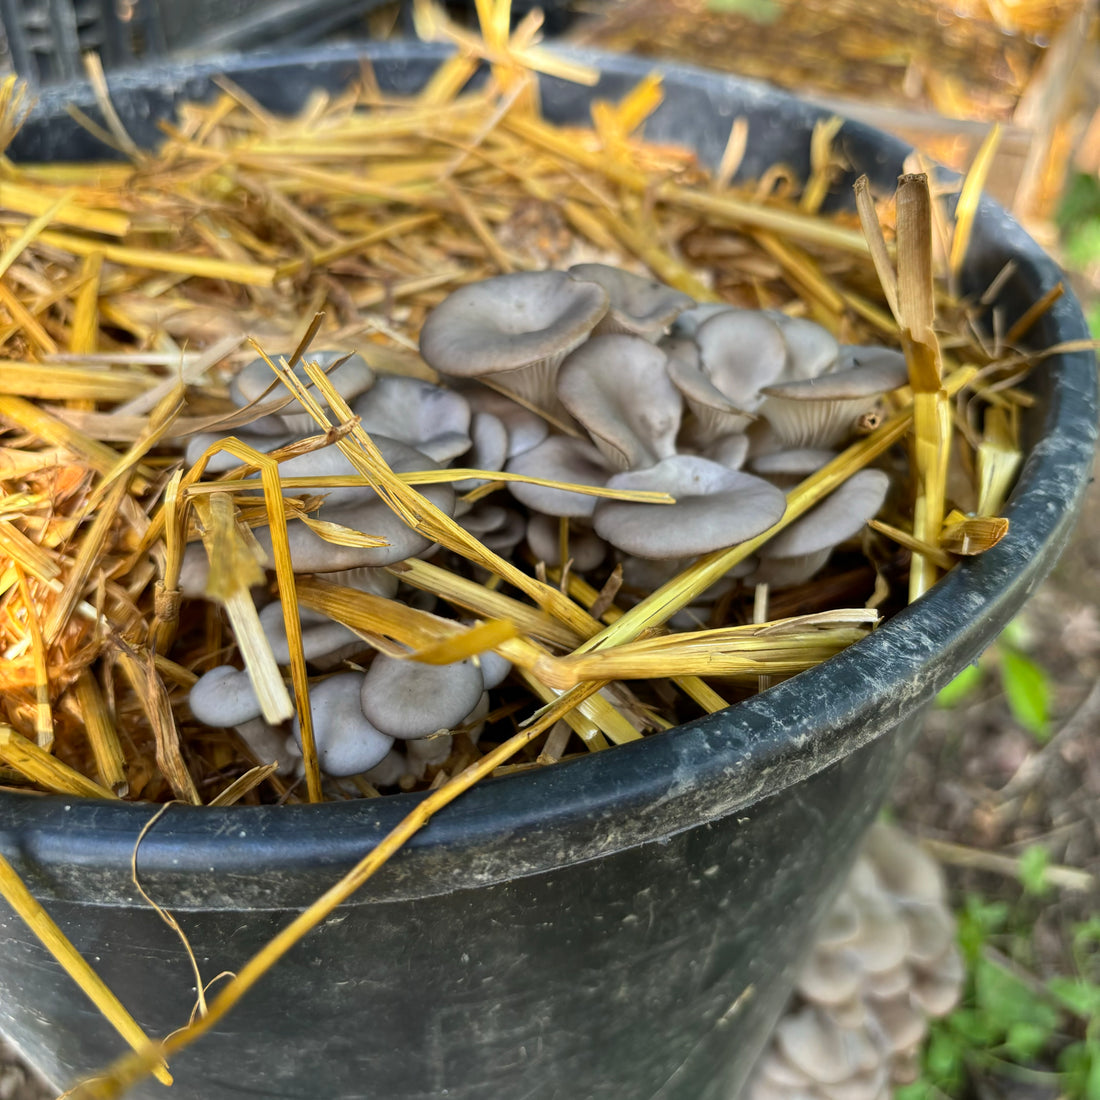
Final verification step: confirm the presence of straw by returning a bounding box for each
[0,854,173,1087]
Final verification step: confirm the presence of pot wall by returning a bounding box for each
[0,43,1096,1100]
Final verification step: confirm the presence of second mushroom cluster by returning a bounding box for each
[184,265,907,786]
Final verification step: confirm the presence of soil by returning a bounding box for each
[891,466,1100,975]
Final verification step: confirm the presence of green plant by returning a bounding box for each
[898,899,1100,1100]
[935,616,1052,741]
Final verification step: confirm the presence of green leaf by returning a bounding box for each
[936,662,983,708]
[705,0,782,20]
[895,1082,932,1100]
[975,957,1060,1038]
[926,1029,968,1087]
[950,1008,1000,1047]
[1004,1021,1053,1061]
[999,646,1051,741]
[1048,977,1100,1019]
[1065,219,1100,270]
[1087,1042,1100,1100]
[1017,844,1052,897]
[1057,173,1100,233]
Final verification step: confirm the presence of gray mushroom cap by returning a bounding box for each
[759,356,908,448]
[775,1006,879,1086]
[769,314,841,379]
[751,448,836,483]
[593,455,786,559]
[189,666,263,727]
[670,303,736,337]
[360,653,486,740]
[291,672,393,777]
[506,435,611,518]
[231,351,375,435]
[703,432,751,470]
[476,651,513,691]
[525,513,608,572]
[457,503,527,556]
[759,469,890,560]
[668,310,787,444]
[567,263,695,340]
[252,435,456,571]
[418,270,609,411]
[258,600,362,666]
[454,411,509,490]
[453,383,550,458]
[557,334,682,470]
[184,429,295,474]
[352,374,472,463]
[694,309,789,408]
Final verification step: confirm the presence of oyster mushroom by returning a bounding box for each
[230,350,375,436]
[189,665,299,774]
[250,435,456,572]
[557,334,682,471]
[290,672,393,777]
[768,314,841,379]
[668,309,788,444]
[758,356,908,449]
[352,374,472,463]
[360,654,485,740]
[525,513,608,573]
[418,270,609,416]
[753,469,890,588]
[506,435,612,518]
[593,455,786,559]
[454,411,509,490]
[453,383,550,458]
[567,263,694,340]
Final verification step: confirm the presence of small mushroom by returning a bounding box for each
[758,357,908,449]
[702,432,751,470]
[567,263,694,340]
[360,653,485,740]
[290,672,393,777]
[674,309,789,442]
[593,455,786,559]
[475,652,512,691]
[557,334,682,470]
[753,469,890,587]
[751,448,836,488]
[457,503,527,557]
[189,665,263,727]
[775,1006,879,1085]
[670,303,736,337]
[251,435,456,572]
[453,383,550,458]
[796,948,865,1007]
[506,435,612,519]
[184,429,296,474]
[525,513,608,573]
[352,374,472,463]
[231,350,376,436]
[768,314,841,380]
[454,411,509,490]
[418,270,609,416]
[258,601,362,667]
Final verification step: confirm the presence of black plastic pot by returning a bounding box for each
[1,42,1096,1100]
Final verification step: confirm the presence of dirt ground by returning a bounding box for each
[891,466,1100,972]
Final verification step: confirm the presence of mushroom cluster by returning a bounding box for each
[746,824,963,1100]
[182,266,906,786]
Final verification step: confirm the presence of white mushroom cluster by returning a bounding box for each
[746,824,964,1100]
[181,266,906,785]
